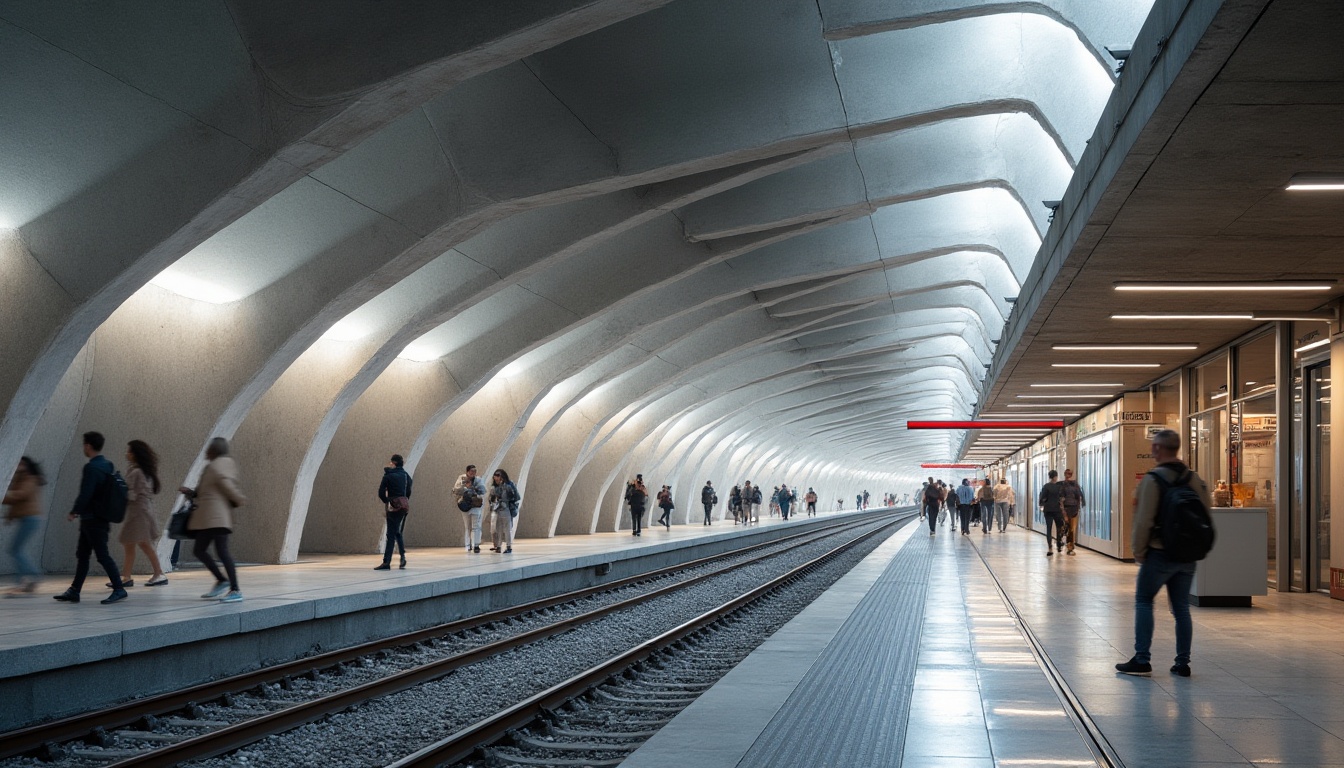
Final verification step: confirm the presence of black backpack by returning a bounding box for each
[95,469,129,524]
[1148,469,1215,562]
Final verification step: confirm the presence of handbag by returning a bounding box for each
[388,496,409,513]
[167,500,196,540]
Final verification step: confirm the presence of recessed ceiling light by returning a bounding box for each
[1016,394,1114,399]
[1114,281,1334,292]
[1051,344,1197,351]
[1051,363,1161,368]
[1030,383,1124,388]
[1287,172,1344,191]
[1112,313,1253,320]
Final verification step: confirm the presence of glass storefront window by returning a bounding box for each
[1311,366,1331,592]
[1191,409,1229,498]
[1192,354,1229,412]
[1233,395,1277,587]
[1236,332,1277,399]
[1077,431,1113,542]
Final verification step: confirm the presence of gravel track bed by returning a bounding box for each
[0,522,875,768]
[190,517,901,768]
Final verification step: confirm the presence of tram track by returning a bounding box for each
[0,512,909,768]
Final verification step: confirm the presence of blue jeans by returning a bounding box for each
[993,502,1010,531]
[958,504,973,533]
[1134,548,1196,665]
[8,516,42,580]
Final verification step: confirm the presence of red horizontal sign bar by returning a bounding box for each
[907,420,1064,430]
[921,463,983,469]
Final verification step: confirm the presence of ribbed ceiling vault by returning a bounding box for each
[0,0,1155,561]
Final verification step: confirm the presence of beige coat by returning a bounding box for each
[3,470,42,519]
[118,466,159,543]
[188,456,247,532]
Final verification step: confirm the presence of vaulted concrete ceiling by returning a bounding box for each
[0,0,1159,562]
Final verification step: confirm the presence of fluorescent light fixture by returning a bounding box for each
[1052,343,1197,351]
[320,320,367,343]
[1115,280,1334,292]
[1115,310,1335,322]
[1052,363,1160,368]
[1113,313,1252,320]
[1210,392,1227,400]
[1017,394,1113,399]
[1295,338,1330,354]
[149,271,241,304]
[1287,172,1344,191]
[1006,403,1099,408]
[1030,383,1123,388]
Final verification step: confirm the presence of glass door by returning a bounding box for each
[1311,365,1332,592]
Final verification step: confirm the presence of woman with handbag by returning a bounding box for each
[487,468,520,553]
[179,437,247,603]
[375,454,412,570]
[655,485,674,530]
[112,440,168,587]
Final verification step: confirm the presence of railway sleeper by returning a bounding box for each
[513,733,642,752]
[591,688,698,706]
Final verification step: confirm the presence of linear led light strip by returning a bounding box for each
[1052,363,1160,368]
[1052,344,1196,351]
[1016,394,1113,399]
[1287,173,1344,191]
[1296,338,1330,354]
[1113,311,1335,321]
[1114,281,1334,292]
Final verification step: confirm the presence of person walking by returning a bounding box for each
[375,454,412,569]
[862,490,870,509]
[954,478,976,535]
[1116,429,1213,677]
[4,457,45,595]
[977,478,995,535]
[1038,470,1066,556]
[488,469,520,553]
[992,477,1015,533]
[921,477,940,536]
[624,475,648,536]
[1060,469,1086,555]
[729,485,742,525]
[700,481,716,525]
[777,484,795,520]
[182,437,247,603]
[655,485,674,530]
[454,464,487,553]
[114,440,168,587]
[54,432,127,605]
[805,487,817,516]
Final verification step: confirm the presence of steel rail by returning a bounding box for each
[0,512,887,761]
[95,512,907,767]
[385,513,913,768]
[969,539,1125,768]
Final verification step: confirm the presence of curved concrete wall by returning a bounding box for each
[0,0,1154,572]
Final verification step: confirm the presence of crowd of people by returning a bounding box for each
[622,477,885,533]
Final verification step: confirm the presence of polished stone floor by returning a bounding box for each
[626,517,1344,768]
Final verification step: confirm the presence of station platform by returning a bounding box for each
[0,508,881,732]
[626,519,1344,768]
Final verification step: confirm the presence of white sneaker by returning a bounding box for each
[219,590,243,603]
[201,582,229,599]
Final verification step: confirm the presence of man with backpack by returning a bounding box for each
[922,477,940,535]
[54,431,127,604]
[700,481,716,525]
[1116,429,1215,678]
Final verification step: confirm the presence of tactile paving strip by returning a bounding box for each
[735,534,933,767]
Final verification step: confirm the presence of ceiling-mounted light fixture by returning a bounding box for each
[1295,338,1330,354]
[1286,173,1344,191]
[1114,281,1334,292]
[1114,310,1336,322]
[1051,344,1197,351]
[1052,363,1161,368]
[1030,383,1123,388]
[1006,403,1100,409]
[1016,394,1113,399]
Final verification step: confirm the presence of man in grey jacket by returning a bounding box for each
[1116,429,1213,677]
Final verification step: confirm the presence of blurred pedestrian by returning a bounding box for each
[54,432,127,605]
[4,456,45,595]
[625,474,648,536]
[182,437,247,602]
[700,481,716,525]
[656,485,674,529]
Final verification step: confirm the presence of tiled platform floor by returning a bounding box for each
[627,517,1344,768]
[0,508,868,681]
